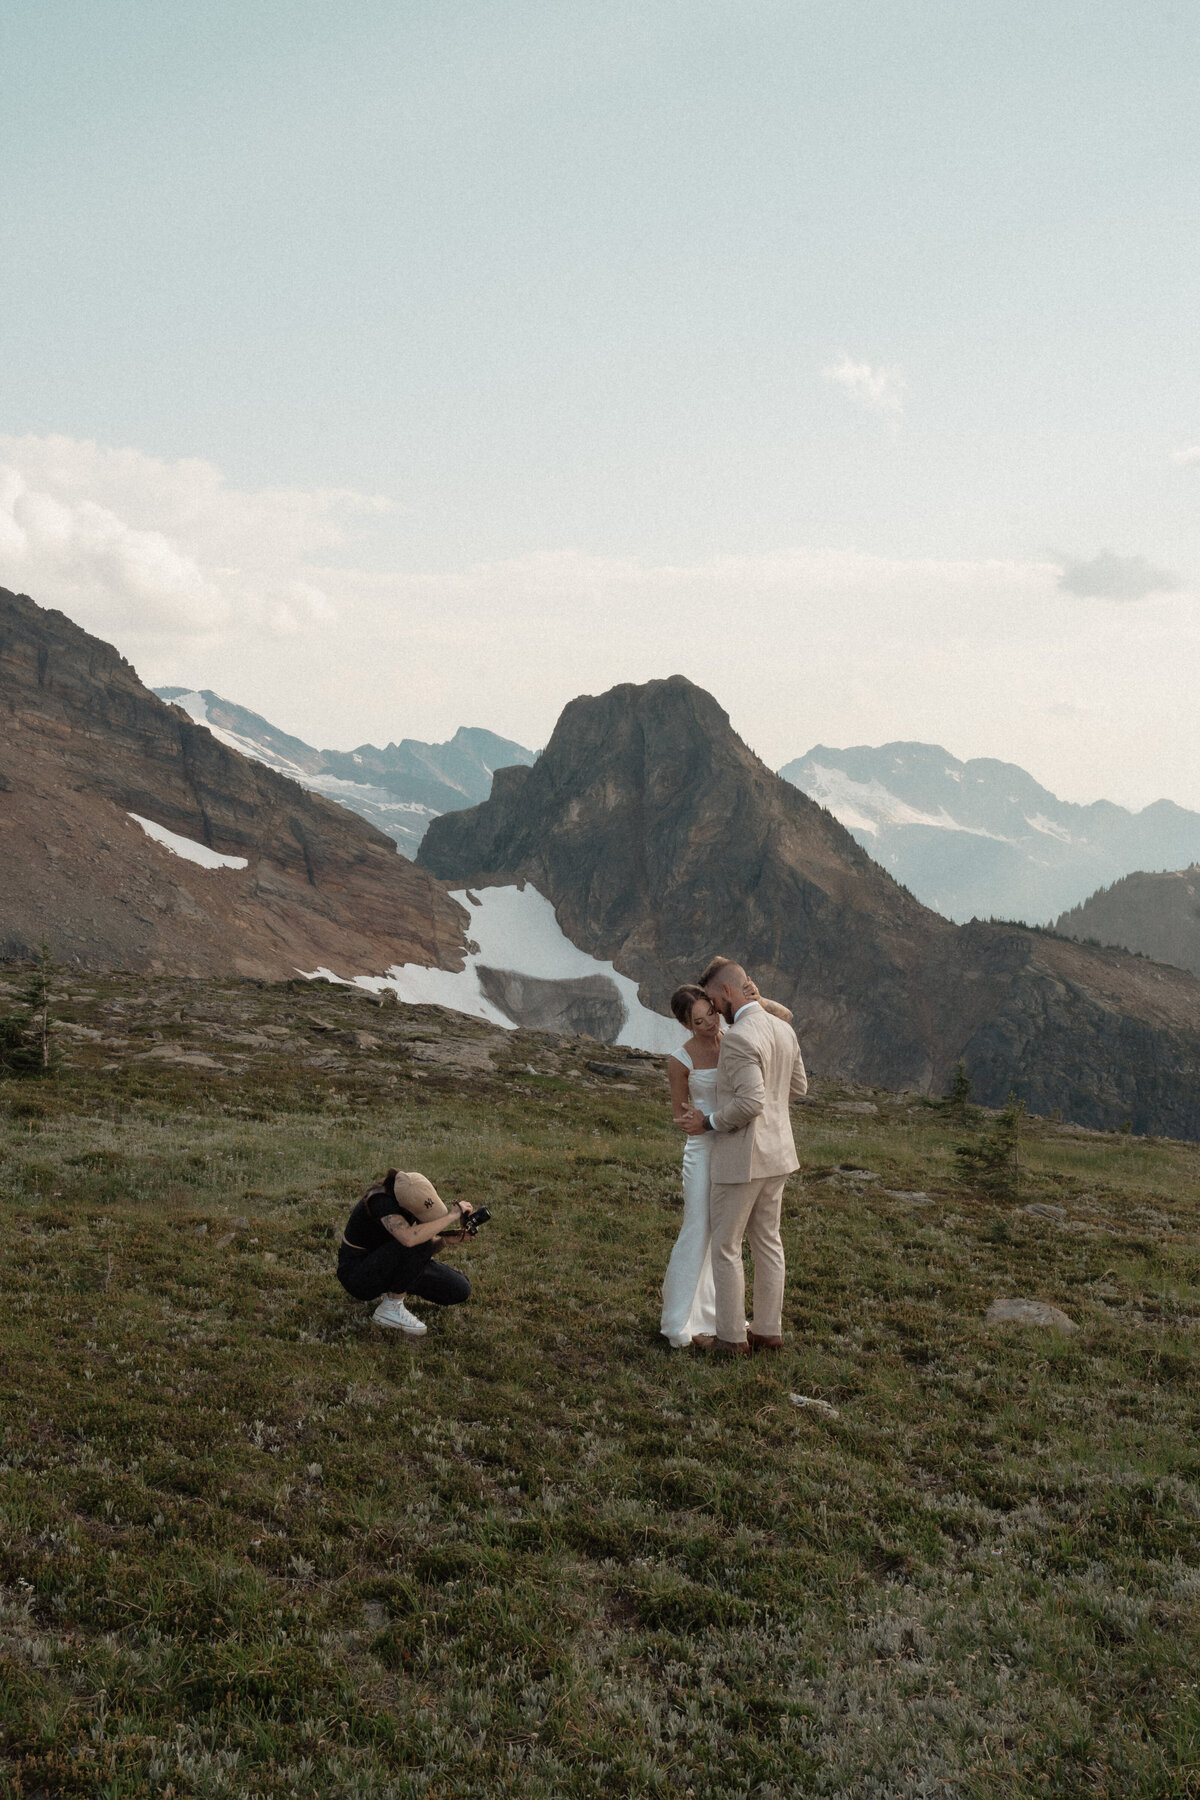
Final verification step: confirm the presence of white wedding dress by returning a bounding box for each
[660,1045,719,1347]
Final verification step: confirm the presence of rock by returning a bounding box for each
[834,1100,878,1115]
[884,1190,933,1204]
[345,1030,382,1050]
[232,1216,251,1229]
[836,1166,881,1182]
[478,967,629,1039]
[408,1039,495,1072]
[134,1044,223,1068]
[789,1394,840,1420]
[1022,1203,1067,1221]
[985,1297,1077,1332]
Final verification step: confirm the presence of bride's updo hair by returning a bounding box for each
[670,983,707,1027]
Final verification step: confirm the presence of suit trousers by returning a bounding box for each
[708,1174,787,1342]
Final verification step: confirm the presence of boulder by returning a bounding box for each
[985,1297,1077,1332]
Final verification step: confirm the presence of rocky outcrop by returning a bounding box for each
[474,967,627,1038]
[419,676,1200,1137]
[1055,867,1200,979]
[0,588,468,980]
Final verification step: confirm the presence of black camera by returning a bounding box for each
[459,1206,491,1236]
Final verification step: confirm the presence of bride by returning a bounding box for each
[661,969,793,1350]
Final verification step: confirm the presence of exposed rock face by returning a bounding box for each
[419,676,1200,1137]
[1055,867,1200,979]
[0,588,468,980]
[475,967,627,1038]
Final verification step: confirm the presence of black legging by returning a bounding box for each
[337,1243,470,1307]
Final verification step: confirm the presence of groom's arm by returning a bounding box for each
[709,1035,766,1133]
[790,1041,808,1101]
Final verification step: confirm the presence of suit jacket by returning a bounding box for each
[710,1004,808,1184]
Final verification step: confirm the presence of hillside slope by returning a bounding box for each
[420,676,1200,1136]
[781,740,1200,923]
[0,587,468,980]
[155,687,534,856]
[1056,866,1200,978]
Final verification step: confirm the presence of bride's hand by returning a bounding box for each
[681,1107,708,1135]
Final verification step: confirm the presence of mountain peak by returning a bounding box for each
[419,675,1200,1134]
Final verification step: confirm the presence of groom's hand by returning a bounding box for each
[681,1107,709,1135]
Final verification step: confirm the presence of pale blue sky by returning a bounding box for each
[2,2,1199,804]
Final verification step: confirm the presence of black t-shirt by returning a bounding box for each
[343,1185,414,1254]
[341,1182,438,1283]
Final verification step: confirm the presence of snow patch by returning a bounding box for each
[168,690,211,727]
[799,763,1007,841]
[129,814,248,870]
[163,693,438,847]
[302,883,683,1054]
[1026,812,1074,844]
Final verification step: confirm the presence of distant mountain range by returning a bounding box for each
[8,595,1200,1132]
[154,689,535,857]
[780,742,1200,925]
[1056,867,1200,979]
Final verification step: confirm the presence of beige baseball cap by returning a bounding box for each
[393,1171,445,1215]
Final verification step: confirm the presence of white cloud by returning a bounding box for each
[0,434,383,642]
[2,434,1199,814]
[1056,548,1181,603]
[821,355,907,419]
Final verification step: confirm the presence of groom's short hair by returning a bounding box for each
[698,955,735,990]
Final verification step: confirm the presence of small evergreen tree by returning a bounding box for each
[955,1092,1024,1198]
[0,941,58,1077]
[945,1060,974,1111]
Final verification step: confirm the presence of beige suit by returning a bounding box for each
[707,1004,808,1341]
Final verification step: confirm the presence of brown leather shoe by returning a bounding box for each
[690,1334,715,1351]
[747,1331,783,1353]
[714,1337,750,1356]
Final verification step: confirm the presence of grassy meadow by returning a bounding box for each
[2,973,1200,1798]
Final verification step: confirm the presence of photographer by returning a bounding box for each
[337,1168,476,1337]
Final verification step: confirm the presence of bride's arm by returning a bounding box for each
[667,1056,692,1126]
[742,977,793,1024]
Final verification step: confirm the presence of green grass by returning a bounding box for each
[3,975,1200,1797]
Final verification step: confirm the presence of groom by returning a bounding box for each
[682,960,808,1355]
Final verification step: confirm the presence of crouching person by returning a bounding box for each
[337,1168,473,1337]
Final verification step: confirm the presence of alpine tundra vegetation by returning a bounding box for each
[3,970,1200,1798]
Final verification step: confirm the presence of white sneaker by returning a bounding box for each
[372,1297,427,1336]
